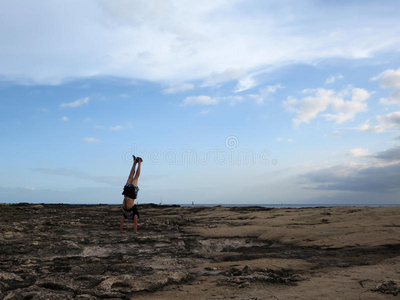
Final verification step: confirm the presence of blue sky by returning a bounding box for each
[1,0,400,205]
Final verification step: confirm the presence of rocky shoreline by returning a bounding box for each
[1,204,399,299]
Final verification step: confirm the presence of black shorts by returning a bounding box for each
[122,206,139,220]
[122,184,139,199]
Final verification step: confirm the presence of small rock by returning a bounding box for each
[373,280,399,296]
[0,281,9,293]
[3,232,13,239]
[242,265,250,275]
[227,267,242,276]
[75,294,98,300]
[13,226,24,232]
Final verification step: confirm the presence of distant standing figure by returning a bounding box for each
[120,155,143,234]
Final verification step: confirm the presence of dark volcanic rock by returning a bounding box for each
[0,204,194,299]
[1,204,400,299]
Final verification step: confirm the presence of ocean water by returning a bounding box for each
[3,202,400,208]
[180,203,400,208]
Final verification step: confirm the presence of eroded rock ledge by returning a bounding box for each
[1,204,399,299]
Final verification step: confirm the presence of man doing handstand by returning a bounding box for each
[120,155,142,234]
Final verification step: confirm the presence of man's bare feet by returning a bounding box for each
[136,157,143,163]
[120,230,127,234]
[132,155,136,162]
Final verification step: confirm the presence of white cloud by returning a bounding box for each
[163,82,194,94]
[276,137,293,143]
[235,74,257,92]
[183,95,217,106]
[220,95,244,105]
[61,116,69,121]
[1,1,400,86]
[359,119,371,131]
[24,186,39,191]
[376,111,400,131]
[284,89,334,125]
[380,90,400,106]
[60,97,90,108]
[325,74,343,84]
[283,87,370,125]
[83,137,100,143]
[348,148,370,157]
[182,95,243,106]
[360,111,400,132]
[203,68,246,88]
[372,68,400,88]
[250,84,284,105]
[96,125,124,130]
[372,68,400,106]
[324,88,370,123]
[110,125,123,131]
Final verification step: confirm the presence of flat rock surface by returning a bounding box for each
[0,204,399,299]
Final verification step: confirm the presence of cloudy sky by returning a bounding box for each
[1,0,400,205]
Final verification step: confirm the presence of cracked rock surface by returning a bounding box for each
[1,204,399,299]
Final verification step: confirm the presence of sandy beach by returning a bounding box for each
[0,204,399,299]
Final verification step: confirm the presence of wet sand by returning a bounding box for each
[0,204,399,299]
